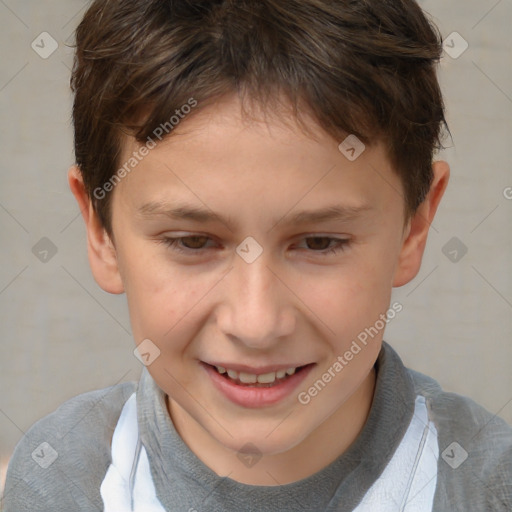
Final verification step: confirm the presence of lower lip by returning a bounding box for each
[202,363,315,408]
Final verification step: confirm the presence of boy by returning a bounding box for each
[4,0,512,510]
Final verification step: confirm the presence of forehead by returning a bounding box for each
[113,94,401,225]
[122,93,370,159]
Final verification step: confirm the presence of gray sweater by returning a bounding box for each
[3,342,512,511]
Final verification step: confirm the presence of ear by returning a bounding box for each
[393,160,450,287]
[67,165,124,294]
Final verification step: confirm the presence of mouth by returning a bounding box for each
[201,361,315,408]
[206,363,311,387]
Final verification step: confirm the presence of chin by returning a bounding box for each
[213,423,309,457]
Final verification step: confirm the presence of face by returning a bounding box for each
[82,94,444,467]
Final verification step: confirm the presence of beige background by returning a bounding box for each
[1,0,511,496]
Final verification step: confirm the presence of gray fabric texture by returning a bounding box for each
[3,341,512,511]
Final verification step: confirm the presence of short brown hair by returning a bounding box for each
[71,0,450,236]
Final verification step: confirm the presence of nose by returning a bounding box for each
[216,250,296,350]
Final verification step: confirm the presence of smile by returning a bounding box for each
[202,362,316,408]
[213,364,302,387]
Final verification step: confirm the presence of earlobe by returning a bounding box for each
[393,160,450,287]
[67,166,124,294]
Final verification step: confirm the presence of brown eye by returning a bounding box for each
[161,235,214,253]
[295,236,351,256]
[305,237,332,251]
[180,236,209,249]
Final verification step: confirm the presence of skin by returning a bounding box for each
[68,94,449,486]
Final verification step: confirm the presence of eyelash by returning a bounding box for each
[160,235,351,257]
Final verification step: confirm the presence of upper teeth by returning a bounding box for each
[215,365,297,384]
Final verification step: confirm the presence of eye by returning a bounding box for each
[161,235,214,253]
[160,234,350,257]
[295,236,351,256]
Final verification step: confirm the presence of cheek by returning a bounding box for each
[119,245,189,343]
[121,246,221,360]
[302,254,395,337]
[128,280,193,346]
[125,268,199,390]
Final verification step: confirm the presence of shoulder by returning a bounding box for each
[407,366,512,442]
[406,366,512,510]
[3,379,138,511]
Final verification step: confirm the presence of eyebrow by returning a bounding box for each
[137,201,373,229]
